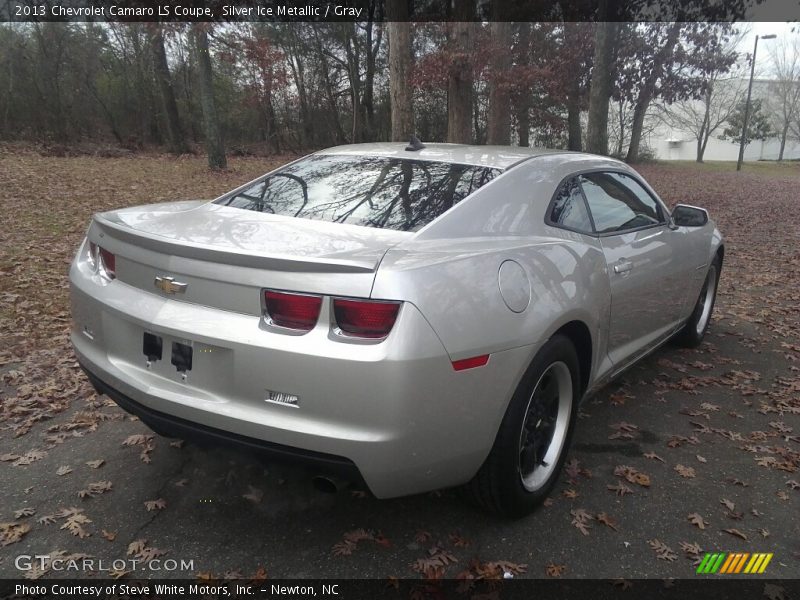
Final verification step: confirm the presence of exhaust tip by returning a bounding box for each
[312,476,340,494]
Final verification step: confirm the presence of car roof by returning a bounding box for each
[315,142,592,170]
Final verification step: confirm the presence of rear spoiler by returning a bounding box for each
[92,214,378,274]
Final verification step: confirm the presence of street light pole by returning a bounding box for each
[737,34,776,172]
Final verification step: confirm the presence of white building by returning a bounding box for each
[647,78,800,161]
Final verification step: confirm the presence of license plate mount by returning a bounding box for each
[170,341,193,373]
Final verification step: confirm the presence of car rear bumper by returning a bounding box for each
[70,256,534,498]
[81,364,363,482]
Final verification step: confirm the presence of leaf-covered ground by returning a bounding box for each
[0,149,798,581]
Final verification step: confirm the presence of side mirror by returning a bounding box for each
[672,204,708,228]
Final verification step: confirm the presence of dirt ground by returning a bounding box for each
[0,149,798,580]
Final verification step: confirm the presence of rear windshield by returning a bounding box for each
[215,154,502,232]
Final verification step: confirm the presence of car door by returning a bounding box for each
[579,171,684,369]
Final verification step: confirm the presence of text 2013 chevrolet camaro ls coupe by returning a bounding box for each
[70,142,723,516]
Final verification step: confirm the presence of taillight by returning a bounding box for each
[99,248,116,279]
[264,290,322,331]
[333,298,401,339]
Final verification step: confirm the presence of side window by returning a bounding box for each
[549,177,593,233]
[580,172,664,234]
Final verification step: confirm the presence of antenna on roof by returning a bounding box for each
[405,136,426,151]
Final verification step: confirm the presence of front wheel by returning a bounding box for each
[468,334,580,517]
[674,255,721,348]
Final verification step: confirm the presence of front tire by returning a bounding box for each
[674,255,721,348]
[468,334,580,517]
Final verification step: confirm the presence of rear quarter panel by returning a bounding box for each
[371,154,626,388]
[372,236,609,368]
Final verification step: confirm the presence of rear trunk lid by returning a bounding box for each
[91,201,410,315]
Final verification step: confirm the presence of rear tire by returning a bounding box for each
[468,334,580,518]
[674,255,721,348]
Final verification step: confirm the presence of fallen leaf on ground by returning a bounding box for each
[722,528,748,541]
[144,498,166,512]
[644,452,665,462]
[596,512,619,531]
[648,539,677,561]
[242,486,263,504]
[688,513,708,530]
[570,508,593,536]
[545,562,567,577]
[78,481,112,499]
[607,482,634,496]
[614,465,651,487]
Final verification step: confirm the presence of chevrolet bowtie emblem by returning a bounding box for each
[154,276,188,294]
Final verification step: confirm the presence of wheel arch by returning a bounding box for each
[552,320,592,397]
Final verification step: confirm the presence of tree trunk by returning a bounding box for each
[564,22,583,151]
[446,20,475,144]
[486,21,512,145]
[387,13,414,142]
[282,27,313,148]
[517,102,530,146]
[586,14,617,155]
[150,24,188,154]
[362,16,381,141]
[263,77,280,154]
[625,96,649,163]
[342,24,364,143]
[697,99,710,162]
[779,121,789,161]
[567,94,583,151]
[191,25,226,169]
[314,29,347,144]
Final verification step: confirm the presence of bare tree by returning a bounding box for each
[191,24,226,169]
[608,97,634,159]
[657,28,746,163]
[659,75,746,162]
[766,34,800,160]
[150,24,188,154]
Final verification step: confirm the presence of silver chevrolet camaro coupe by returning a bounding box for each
[70,142,723,516]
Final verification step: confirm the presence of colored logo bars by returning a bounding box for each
[696,552,773,574]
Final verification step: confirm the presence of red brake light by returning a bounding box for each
[264,290,322,331]
[333,299,401,339]
[99,247,116,279]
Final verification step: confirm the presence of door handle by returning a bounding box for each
[613,260,633,274]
